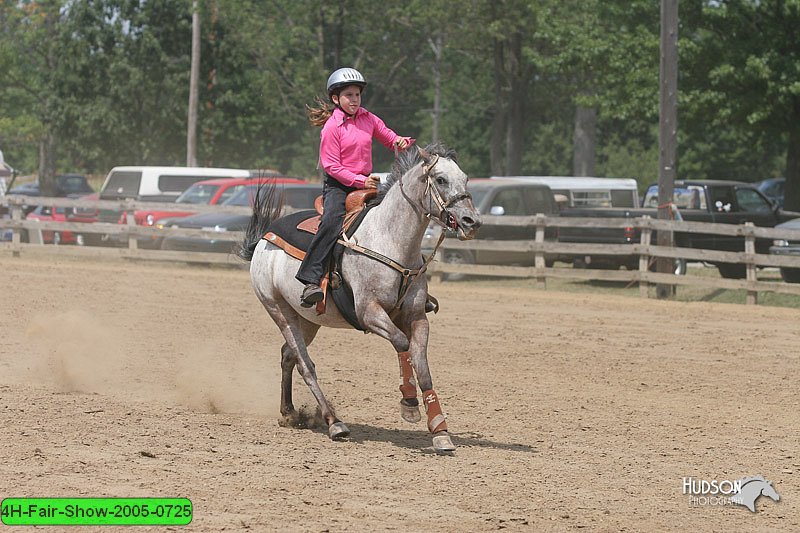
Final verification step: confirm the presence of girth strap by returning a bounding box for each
[337,231,445,313]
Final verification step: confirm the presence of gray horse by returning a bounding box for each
[237,143,481,452]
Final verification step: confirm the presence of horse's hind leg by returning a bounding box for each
[279,319,319,426]
[265,300,348,439]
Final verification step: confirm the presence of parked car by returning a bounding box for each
[160,183,321,253]
[7,174,94,198]
[491,175,639,208]
[25,205,76,244]
[96,166,255,247]
[769,217,800,283]
[423,178,561,280]
[97,166,254,203]
[6,174,94,216]
[120,176,307,249]
[23,195,98,245]
[134,176,306,225]
[558,180,797,278]
[756,177,785,208]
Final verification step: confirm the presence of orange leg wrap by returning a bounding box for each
[422,389,448,433]
[397,351,417,400]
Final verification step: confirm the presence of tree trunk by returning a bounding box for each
[186,0,200,167]
[490,38,506,177]
[784,99,800,212]
[333,1,344,68]
[38,132,57,197]
[573,105,597,177]
[505,32,525,176]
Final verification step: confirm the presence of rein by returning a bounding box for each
[338,154,465,313]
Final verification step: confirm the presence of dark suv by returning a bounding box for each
[8,174,94,197]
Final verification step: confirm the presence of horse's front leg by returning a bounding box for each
[406,315,456,453]
[361,302,454,452]
[397,350,421,423]
[360,303,420,423]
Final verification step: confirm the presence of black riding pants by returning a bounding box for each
[296,176,357,286]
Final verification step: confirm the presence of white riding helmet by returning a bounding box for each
[326,67,367,97]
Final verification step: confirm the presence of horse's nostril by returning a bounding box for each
[461,216,481,229]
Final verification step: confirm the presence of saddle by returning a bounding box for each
[296,188,377,236]
[262,189,378,330]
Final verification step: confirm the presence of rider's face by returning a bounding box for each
[332,85,362,115]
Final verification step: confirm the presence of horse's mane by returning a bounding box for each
[739,476,767,486]
[373,142,458,205]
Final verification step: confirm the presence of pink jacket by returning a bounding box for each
[320,107,407,188]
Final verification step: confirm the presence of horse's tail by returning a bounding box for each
[236,181,285,262]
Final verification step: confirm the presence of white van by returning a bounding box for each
[98,166,251,202]
[490,176,639,208]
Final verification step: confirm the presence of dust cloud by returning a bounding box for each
[19,310,281,418]
[24,310,127,394]
[173,339,281,417]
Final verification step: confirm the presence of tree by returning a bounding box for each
[682,0,800,208]
[0,1,69,194]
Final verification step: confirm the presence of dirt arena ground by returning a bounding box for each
[1,253,798,531]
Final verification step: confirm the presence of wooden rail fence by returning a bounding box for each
[3,195,800,304]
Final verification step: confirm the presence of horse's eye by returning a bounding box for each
[436,176,446,185]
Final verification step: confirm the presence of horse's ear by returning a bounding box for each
[418,147,432,163]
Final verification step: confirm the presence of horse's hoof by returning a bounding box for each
[328,421,350,440]
[400,403,422,423]
[432,431,456,453]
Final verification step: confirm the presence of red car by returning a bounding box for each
[24,193,100,245]
[25,206,72,244]
[121,176,306,248]
[131,176,306,226]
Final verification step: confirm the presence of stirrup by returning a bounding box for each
[425,294,439,314]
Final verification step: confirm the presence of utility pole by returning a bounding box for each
[186,0,200,167]
[657,0,678,298]
[429,34,443,143]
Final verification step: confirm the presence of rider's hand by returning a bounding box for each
[365,175,380,189]
[394,137,414,151]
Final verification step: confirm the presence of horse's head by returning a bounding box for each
[762,481,780,502]
[417,147,481,240]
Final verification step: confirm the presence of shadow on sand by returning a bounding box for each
[302,422,537,454]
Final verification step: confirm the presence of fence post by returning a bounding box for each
[10,202,22,257]
[126,211,138,252]
[638,216,652,298]
[744,222,757,305]
[534,214,546,289]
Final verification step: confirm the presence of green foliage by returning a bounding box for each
[0,0,795,195]
[597,130,660,188]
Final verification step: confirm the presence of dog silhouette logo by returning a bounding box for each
[729,476,780,512]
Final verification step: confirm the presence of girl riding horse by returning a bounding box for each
[296,67,414,307]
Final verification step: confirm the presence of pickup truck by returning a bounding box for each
[423,178,561,280]
[557,179,797,279]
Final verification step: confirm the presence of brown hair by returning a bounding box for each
[306,96,334,127]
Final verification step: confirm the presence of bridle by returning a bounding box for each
[400,153,472,232]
